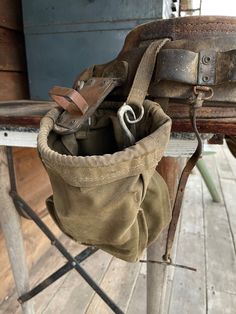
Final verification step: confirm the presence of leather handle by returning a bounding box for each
[49,86,89,116]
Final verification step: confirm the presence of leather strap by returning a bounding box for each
[49,86,89,116]
[52,77,120,134]
[155,48,236,86]
[163,86,213,262]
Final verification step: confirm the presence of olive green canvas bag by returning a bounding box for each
[38,40,172,262]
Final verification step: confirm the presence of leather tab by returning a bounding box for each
[49,86,88,116]
[53,77,120,134]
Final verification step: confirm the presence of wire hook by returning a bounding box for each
[117,104,137,146]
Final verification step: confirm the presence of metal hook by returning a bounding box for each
[117,104,137,146]
[124,103,144,124]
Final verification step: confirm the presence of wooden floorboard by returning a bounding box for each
[85,257,141,314]
[1,143,236,314]
[0,214,62,306]
[43,251,113,314]
[220,146,236,254]
[203,146,236,314]
[168,170,206,314]
[126,263,147,314]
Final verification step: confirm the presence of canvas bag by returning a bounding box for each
[38,40,172,262]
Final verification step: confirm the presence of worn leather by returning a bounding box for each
[76,16,236,105]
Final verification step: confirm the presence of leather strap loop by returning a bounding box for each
[49,86,88,116]
[53,78,120,134]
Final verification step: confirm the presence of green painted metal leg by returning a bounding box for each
[197,158,221,203]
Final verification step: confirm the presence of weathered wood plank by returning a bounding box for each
[0,1,22,30]
[126,269,146,314]
[147,157,185,314]
[168,104,236,119]
[208,289,236,314]
[43,251,113,314]
[0,72,28,100]
[203,153,236,310]
[177,170,204,236]
[158,210,181,314]
[222,143,236,179]
[0,28,26,71]
[172,119,236,135]
[0,214,62,304]
[169,234,206,314]
[86,258,141,314]
[213,145,235,180]
[215,144,236,256]
[0,101,56,128]
[168,171,206,314]
[1,234,85,314]
[13,148,52,214]
[146,230,169,314]
[126,252,146,314]
[0,146,34,314]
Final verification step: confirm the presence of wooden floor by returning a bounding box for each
[1,144,236,314]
